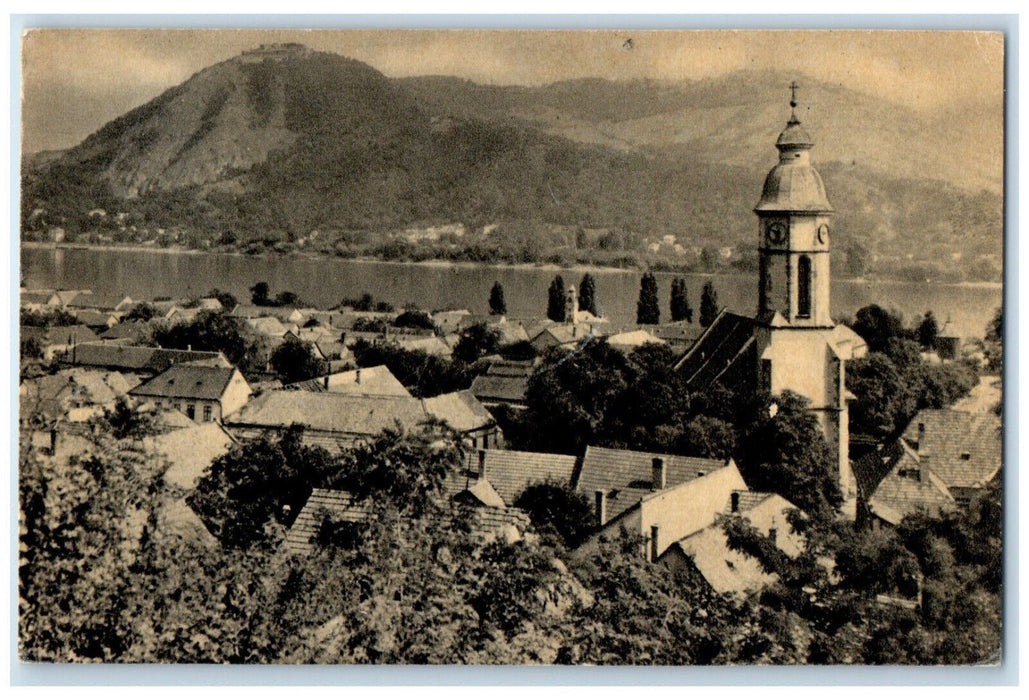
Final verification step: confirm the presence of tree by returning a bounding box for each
[917,311,939,349]
[453,323,502,364]
[670,277,693,323]
[636,272,660,325]
[269,336,328,385]
[488,281,507,316]
[735,391,842,520]
[274,290,301,307]
[547,275,566,322]
[578,274,597,316]
[206,289,238,311]
[189,426,340,548]
[93,396,157,441]
[851,304,906,354]
[152,311,253,367]
[123,303,156,322]
[846,353,910,440]
[514,482,596,549]
[250,282,271,306]
[983,307,1002,374]
[699,281,720,327]
[393,310,437,331]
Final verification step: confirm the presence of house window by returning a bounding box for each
[797,255,812,318]
[203,405,212,422]
[186,404,196,420]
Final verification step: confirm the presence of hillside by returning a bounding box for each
[21,45,1003,281]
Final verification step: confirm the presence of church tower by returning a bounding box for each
[752,84,866,517]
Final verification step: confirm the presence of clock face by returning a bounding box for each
[766,222,787,245]
[817,224,830,244]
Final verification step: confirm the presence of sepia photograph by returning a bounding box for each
[16,26,1006,668]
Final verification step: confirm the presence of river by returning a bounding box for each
[20,246,1002,340]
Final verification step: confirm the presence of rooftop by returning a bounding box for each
[130,365,240,401]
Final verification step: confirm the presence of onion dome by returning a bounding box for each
[755,85,833,213]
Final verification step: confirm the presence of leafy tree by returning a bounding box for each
[453,322,502,364]
[916,311,939,349]
[851,304,906,354]
[699,280,720,327]
[670,277,693,323]
[20,336,44,360]
[206,288,238,311]
[547,275,566,322]
[393,310,437,331]
[846,353,910,440]
[636,272,660,325]
[351,339,476,398]
[123,302,157,322]
[189,426,340,548]
[514,482,595,549]
[152,311,253,367]
[92,396,157,441]
[269,336,328,385]
[735,391,842,520]
[488,281,507,316]
[250,281,271,306]
[20,308,77,327]
[578,274,597,317]
[500,340,537,361]
[677,415,736,460]
[274,290,301,307]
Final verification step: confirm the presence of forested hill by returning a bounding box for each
[22,45,1002,280]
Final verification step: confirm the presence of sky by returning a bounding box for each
[20,28,1005,153]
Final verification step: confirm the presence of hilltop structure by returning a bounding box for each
[676,86,867,516]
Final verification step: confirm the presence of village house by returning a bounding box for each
[282,365,412,398]
[129,364,253,423]
[853,408,1002,528]
[469,359,535,411]
[659,491,806,594]
[69,342,231,382]
[581,456,748,562]
[446,448,580,507]
[576,445,735,527]
[21,324,100,360]
[71,309,120,331]
[65,292,134,313]
[20,289,61,310]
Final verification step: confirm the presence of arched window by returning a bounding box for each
[797,255,812,318]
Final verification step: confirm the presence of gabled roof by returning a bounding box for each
[668,492,805,594]
[606,329,666,349]
[470,374,530,404]
[21,324,100,346]
[99,320,154,342]
[72,343,229,373]
[130,365,241,401]
[531,324,597,348]
[285,488,530,556]
[21,290,57,306]
[455,449,579,506]
[673,310,757,391]
[247,316,289,337]
[853,440,956,525]
[395,336,452,356]
[145,422,236,490]
[422,391,495,433]
[901,409,1002,489]
[19,369,129,423]
[65,292,132,311]
[72,309,118,328]
[577,446,729,523]
[225,391,428,436]
[283,365,411,397]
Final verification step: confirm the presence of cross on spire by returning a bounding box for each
[789,80,799,108]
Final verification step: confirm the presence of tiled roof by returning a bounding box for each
[130,365,239,401]
[471,373,531,404]
[854,440,956,525]
[395,336,452,356]
[606,329,666,348]
[145,422,236,490]
[247,317,289,337]
[422,391,495,433]
[283,365,412,397]
[21,324,100,346]
[673,311,756,391]
[65,292,131,310]
[455,449,579,506]
[99,320,154,341]
[225,391,429,436]
[71,343,228,373]
[21,290,56,305]
[285,488,530,555]
[577,446,728,523]
[901,409,1002,489]
[670,493,805,594]
[19,369,129,422]
[73,310,118,328]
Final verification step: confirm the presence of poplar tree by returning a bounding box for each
[636,272,660,325]
[670,277,693,323]
[579,274,598,316]
[489,281,507,316]
[547,276,566,322]
[699,281,720,327]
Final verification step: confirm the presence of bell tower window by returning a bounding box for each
[797,255,812,318]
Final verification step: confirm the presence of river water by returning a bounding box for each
[20,246,1002,340]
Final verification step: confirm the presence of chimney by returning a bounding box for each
[355,369,361,384]
[768,527,778,546]
[477,448,487,478]
[323,374,330,390]
[595,490,608,526]
[650,525,660,562]
[187,344,192,351]
[49,427,57,456]
[916,422,925,451]
[731,491,740,513]
[651,457,666,490]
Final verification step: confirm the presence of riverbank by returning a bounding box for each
[20,240,1004,289]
